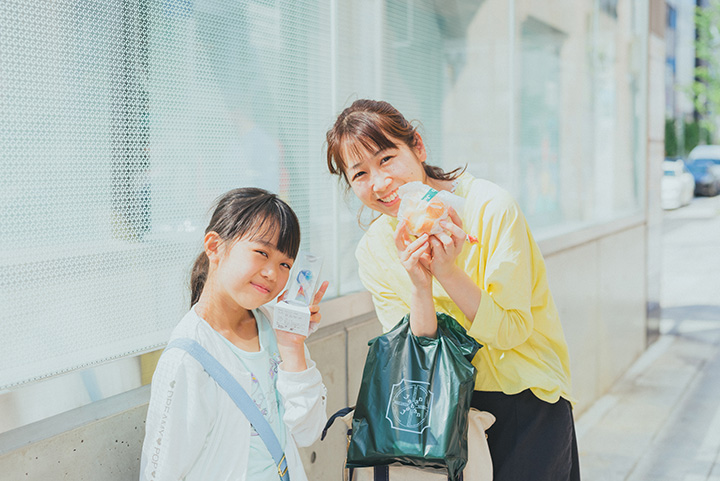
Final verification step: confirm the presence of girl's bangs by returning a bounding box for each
[241,210,300,260]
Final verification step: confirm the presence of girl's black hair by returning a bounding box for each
[190,187,301,306]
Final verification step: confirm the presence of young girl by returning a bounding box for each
[140,187,329,481]
[325,99,580,480]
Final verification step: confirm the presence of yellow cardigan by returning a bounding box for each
[356,173,574,404]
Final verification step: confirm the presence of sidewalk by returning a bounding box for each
[576,196,720,481]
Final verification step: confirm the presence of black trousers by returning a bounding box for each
[471,390,581,481]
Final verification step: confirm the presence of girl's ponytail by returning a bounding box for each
[190,251,209,307]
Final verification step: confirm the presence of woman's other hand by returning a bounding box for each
[429,207,466,280]
[427,207,483,322]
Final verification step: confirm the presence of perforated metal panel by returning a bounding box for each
[0,0,336,390]
[1,0,646,396]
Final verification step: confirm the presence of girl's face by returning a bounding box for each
[211,232,294,311]
[344,134,428,217]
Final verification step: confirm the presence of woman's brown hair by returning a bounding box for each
[325,99,464,185]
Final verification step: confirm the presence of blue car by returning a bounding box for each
[685,158,720,196]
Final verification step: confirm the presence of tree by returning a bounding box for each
[691,1,720,141]
[666,118,679,157]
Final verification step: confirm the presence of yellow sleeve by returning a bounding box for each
[466,192,535,350]
[355,228,412,332]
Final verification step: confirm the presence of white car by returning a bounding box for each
[688,144,720,163]
[662,159,695,210]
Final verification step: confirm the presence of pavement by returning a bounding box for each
[576,195,720,480]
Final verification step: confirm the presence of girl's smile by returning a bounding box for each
[250,281,272,294]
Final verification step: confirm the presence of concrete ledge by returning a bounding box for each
[0,385,148,480]
[537,213,646,256]
[316,290,375,329]
[0,385,150,456]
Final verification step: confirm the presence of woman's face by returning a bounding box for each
[344,135,427,217]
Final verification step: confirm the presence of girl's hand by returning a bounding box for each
[428,208,466,280]
[275,281,329,372]
[394,221,433,289]
[307,280,330,335]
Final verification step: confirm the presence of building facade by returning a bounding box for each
[0,0,665,478]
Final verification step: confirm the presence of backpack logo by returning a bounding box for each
[386,380,433,433]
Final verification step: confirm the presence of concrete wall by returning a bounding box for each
[646,0,667,341]
[0,388,149,480]
[0,220,649,480]
[541,221,648,413]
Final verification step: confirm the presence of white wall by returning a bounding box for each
[543,223,648,412]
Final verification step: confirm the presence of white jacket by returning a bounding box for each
[140,306,327,481]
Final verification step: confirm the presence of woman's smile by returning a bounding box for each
[378,189,400,204]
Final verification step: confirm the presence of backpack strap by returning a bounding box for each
[373,465,389,480]
[166,338,290,481]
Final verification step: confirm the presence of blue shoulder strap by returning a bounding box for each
[166,338,290,481]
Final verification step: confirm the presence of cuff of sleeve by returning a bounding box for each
[277,360,322,388]
[277,360,326,408]
[467,289,501,344]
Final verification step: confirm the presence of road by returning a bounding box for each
[577,195,720,480]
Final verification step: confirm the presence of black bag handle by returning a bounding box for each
[323,406,460,481]
[354,464,459,480]
[321,406,354,440]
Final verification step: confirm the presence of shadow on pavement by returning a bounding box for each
[661,304,720,322]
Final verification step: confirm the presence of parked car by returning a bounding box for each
[688,144,720,165]
[685,158,720,196]
[662,159,695,209]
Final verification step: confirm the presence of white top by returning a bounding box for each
[140,306,327,481]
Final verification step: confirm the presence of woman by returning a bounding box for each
[325,99,580,480]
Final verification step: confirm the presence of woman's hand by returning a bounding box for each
[426,208,483,322]
[275,280,329,372]
[428,208,466,280]
[394,221,433,289]
[395,221,437,337]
